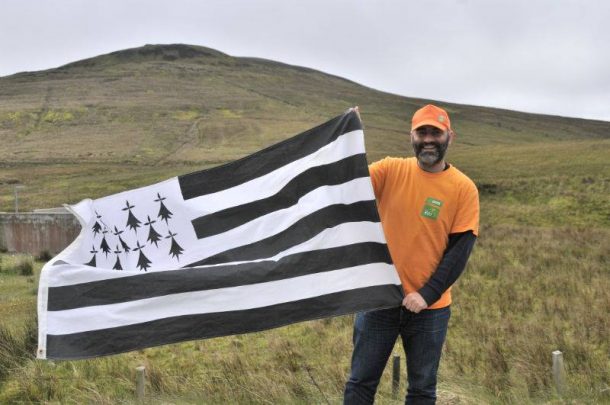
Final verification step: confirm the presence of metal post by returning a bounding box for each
[552,350,565,396]
[392,354,400,399]
[136,366,146,401]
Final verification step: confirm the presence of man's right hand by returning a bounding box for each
[403,292,428,313]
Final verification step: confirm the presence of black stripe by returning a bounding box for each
[192,154,370,239]
[47,242,392,311]
[189,200,380,266]
[45,284,404,360]
[178,111,362,200]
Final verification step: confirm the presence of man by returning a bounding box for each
[344,104,479,404]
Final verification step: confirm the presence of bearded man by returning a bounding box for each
[344,104,480,404]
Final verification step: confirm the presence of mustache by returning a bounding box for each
[412,137,449,166]
[415,141,442,152]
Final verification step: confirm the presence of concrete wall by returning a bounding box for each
[0,213,81,255]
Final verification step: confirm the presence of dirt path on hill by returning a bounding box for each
[154,117,203,165]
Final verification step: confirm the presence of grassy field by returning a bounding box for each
[0,44,609,403]
[1,219,608,403]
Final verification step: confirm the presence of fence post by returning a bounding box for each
[14,185,25,214]
[552,350,565,395]
[392,354,400,399]
[136,366,146,402]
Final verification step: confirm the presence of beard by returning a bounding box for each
[412,138,450,167]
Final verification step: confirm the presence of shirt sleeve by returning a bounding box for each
[418,230,477,306]
[451,179,480,236]
[368,158,389,201]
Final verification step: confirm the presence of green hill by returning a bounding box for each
[1,43,609,215]
[0,44,609,404]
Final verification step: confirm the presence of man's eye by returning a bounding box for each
[417,129,441,136]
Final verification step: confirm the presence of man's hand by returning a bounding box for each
[402,292,428,313]
[345,106,362,124]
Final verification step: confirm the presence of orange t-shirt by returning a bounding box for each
[369,157,479,309]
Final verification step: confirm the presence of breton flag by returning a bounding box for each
[37,110,403,360]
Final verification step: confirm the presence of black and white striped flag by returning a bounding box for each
[37,110,403,360]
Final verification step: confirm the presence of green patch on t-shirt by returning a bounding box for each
[421,197,443,220]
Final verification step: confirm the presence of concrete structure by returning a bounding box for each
[0,212,81,255]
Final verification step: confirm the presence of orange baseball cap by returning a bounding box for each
[411,104,451,132]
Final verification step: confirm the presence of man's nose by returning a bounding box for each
[421,133,436,142]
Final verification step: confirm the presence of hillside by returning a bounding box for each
[0,44,609,404]
[1,43,609,212]
[2,44,609,164]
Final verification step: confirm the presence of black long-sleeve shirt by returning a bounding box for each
[417,230,477,306]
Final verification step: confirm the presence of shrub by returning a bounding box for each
[35,250,53,262]
[17,258,34,276]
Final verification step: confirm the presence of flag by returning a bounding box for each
[37,110,403,360]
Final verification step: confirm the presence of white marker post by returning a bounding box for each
[136,366,146,402]
[552,350,565,396]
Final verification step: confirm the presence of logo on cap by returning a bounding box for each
[438,115,445,123]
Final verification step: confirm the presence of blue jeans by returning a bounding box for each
[344,306,451,405]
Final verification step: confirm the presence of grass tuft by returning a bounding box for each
[0,316,37,384]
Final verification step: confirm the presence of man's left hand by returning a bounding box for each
[402,292,428,313]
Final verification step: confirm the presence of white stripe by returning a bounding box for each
[47,221,388,287]
[46,263,400,335]
[259,221,387,263]
[180,177,374,264]
[184,129,364,215]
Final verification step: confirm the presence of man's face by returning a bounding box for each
[410,125,451,166]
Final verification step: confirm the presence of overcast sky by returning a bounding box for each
[1,0,609,121]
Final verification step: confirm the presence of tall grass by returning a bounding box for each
[0,315,37,385]
[445,224,610,403]
[1,166,608,403]
[0,221,608,403]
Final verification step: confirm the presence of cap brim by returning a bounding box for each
[412,119,448,132]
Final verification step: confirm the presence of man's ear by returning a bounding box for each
[448,130,456,144]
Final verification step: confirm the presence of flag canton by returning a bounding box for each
[79,183,194,271]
